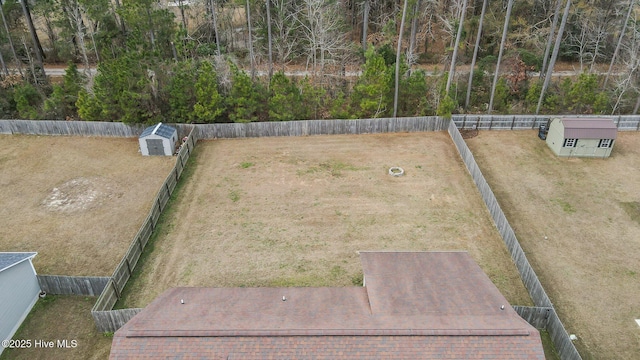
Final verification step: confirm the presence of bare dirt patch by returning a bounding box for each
[120,132,531,308]
[0,135,175,275]
[466,131,640,360]
[0,296,111,360]
[41,177,117,213]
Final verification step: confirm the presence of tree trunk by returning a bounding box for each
[488,0,514,113]
[21,36,39,85]
[408,0,420,68]
[536,0,571,114]
[540,0,562,80]
[88,19,100,63]
[633,95,640,115]
[246,0,255,79]
[603,0,634,89]
[20,0,45,68]
[266,0,273,80]
[178,0,188,30]
[465,0,488,109]
[446,0,468,95]
[210,0,222,57]
[0,0,23,76]
[72,2,90,75]
[393,0,409,117]
[43,15,58,62]
[111,0,126,36]
[362,0,370,51]
[0,45,8,76]
[146,7,156,52]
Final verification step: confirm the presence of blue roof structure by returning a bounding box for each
[140,123,176,139]
[0,252,37,273]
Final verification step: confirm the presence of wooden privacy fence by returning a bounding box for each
[37,275,110,296]
[91,308,143,333]
[513,306,552,329]
[91,127,198,332]
[3,115,639,139]
[0,119,196,137]
[452,114,640,131]
[447,120,581,360]
[194,116,449,138]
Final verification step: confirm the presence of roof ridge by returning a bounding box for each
[126,328,534,338]
[152,122,163,135]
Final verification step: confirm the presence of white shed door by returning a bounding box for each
[146,139,165,156]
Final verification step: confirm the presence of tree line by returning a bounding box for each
[0,0,638,123]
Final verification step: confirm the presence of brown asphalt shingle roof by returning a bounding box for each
[110,252,545,359]
[561,118,617,139]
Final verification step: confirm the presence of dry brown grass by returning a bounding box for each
[0,135,175,275]
[120,132,532,308]
[466,131,640,360]
[0,296,111,360]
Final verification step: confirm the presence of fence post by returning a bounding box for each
[137,235,144,253]
[111,279,121,299]
[125,258,132,276]
[510,116,515,130]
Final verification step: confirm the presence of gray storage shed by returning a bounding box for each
[0,252,40,356]
[545,118,617,158]
[139,123,178,156]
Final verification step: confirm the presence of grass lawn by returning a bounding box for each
[119,132,532,309]
[0,296,111,360]
[466,130,640,359]
[0,135,175,275]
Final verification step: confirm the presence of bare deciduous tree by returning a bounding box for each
[445,0,468,95]
[298,0,348,77]
[62,1,91,75]
[246,0,256,79]
[271,0,303,70]
[536,0,572,114]
[393,0,409,117]
[488,0,514,113]
[0,0,22,76]
[540,0,562,79]
[604,0,635,88]
[465,0,488,109]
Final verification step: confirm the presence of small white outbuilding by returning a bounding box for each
[545,118,617,158]
[0,252,40,356]
[139,123,178,156]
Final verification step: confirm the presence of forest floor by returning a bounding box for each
[118,132,532,309]
[0,135,175,275]
[466,130,640,360]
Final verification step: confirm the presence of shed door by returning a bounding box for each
[146,139,165,155]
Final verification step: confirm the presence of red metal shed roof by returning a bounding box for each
[110,252,544,359]
[560,118,617,139]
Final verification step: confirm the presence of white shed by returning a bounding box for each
[0,252,40,356]
[139,123,178,156]
[545,118,617,158]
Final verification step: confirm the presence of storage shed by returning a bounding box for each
[545,118,617,158]
[0,252,40,356]
[139,123,178,156]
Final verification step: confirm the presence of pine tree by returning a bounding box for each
[193,61,224,123]
[352,46,391,118]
